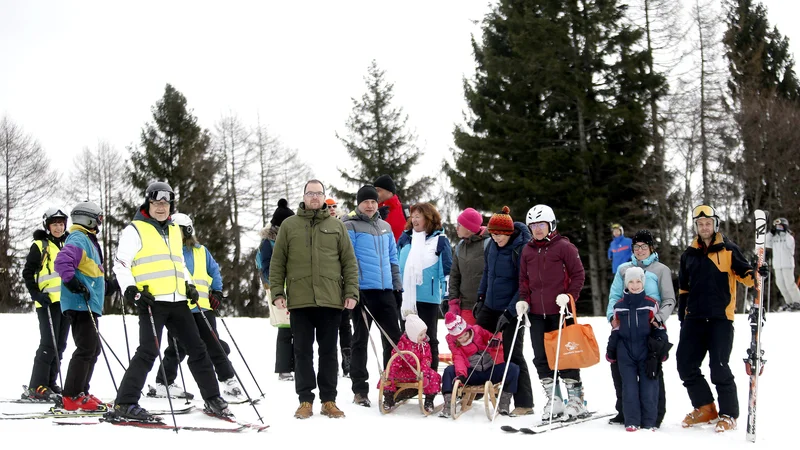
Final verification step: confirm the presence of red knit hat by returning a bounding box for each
[487,206,514,235]
[457,208,483,234]
[445,313,471,338]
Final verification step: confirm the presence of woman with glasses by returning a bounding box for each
[606,229,675,428]
[397,202,452,371]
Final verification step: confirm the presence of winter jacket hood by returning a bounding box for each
[479,222,531,314]
[520,232,585,315]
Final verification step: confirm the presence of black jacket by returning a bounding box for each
[22,229,68,297]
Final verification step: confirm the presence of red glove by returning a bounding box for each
[448,298,461,315]
[209,290,223,310]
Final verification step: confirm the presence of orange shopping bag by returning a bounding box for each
[544,297,600,370]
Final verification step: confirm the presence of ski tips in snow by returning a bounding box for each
[500,412,614,434]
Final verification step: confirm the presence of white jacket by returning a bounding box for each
[114,224,194,302]
[766,231,796,270]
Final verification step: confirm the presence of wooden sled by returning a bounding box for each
[378,351,441,416]
[450,379,500,420]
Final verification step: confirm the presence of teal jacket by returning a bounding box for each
[54,225,105,315]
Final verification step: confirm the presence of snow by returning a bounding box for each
[0,311,794,448]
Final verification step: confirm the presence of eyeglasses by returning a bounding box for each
[148,190,174,202]
[633,244,650,251]
[305,191,325,198]
[149,200,170,208]
[529,222,549,230]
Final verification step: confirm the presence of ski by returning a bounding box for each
[744,209,768,443]
[501,412,614,434]
[53,418,265,433]
[202,407,269,431]
[1,405,195,420]
[225,397,261,405]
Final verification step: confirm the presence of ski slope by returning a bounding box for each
[0,311,794,448]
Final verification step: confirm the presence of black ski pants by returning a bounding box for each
[476,307,533,409]
[676,318,738,418]
[156,311,234,385]
[274,327,294,374]
[115,301,220,404]
[611,360,666,426]
[291,306,340,404]
[29,303,70,389]
[416,302,440,371]
[350,289,402,395]
[529,313,580,382]
[62,310,101,398]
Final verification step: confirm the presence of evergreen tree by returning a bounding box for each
[448,0,664,312]
[127,84,232,308]
[331,60,433,207]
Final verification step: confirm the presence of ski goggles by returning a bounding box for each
[44,207,68,220]
[692,205,716,219]
[148,190,174,203]
[773,219,783,226]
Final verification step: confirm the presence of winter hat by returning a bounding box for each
[270,199,295,227]
[356,185,379,205]
[325,198,337,206]
[624,266,645,287]
[405,314,428,344]
[487,206,514,235]
[374,174,396,195]
[445,312,471,338]
[632,229,655,249]
[457,208,483,234]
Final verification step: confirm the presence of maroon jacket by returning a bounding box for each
[519,233,585,316]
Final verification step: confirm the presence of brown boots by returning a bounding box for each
[321,401,345,418]
[681,403,718,428]
[294,402,313,419]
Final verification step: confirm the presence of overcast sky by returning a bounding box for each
[1,0,798,210]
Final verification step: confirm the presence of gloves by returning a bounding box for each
[124,286,155,312]
[63,277,87,294]
[515,301,529,317]
[496,311,512,331]
[473,296,485,317]
[33,291,51,306]
[758,264,769,278]
[209,290,223,310]
[186,282,199,305]
[556,294,570,308]
[488,337,501,348]
[645,352,660,380]
[456,375,467,386]
[105,277,120,295]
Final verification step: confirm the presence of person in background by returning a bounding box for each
[374,174,406,242]
[766,218,800,311]
[447,207,488,326]
[326,197,353,377]
[608,224,632,275]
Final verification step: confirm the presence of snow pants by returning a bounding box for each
[775,267,800,306]
[274,327,294,374]
[156,311,234,385]
[351,289,402,395]
[476,307,533,408]
[62,311,101,398]
[291,306,340,404]
[29,302,70,389]
[441,362,519,394]
[618,354,659,428]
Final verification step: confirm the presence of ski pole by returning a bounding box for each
[119,290,131,364]
[142,286,178,433]
[98,331,127,371]
[363,304,420,377]
[491,314,530,423]
[82,294,117,393]
[218,314,266,398]
[172,336,191,405]
[547,304,568,425]
[198,309,264,424]
[360,308,386,377]
[44,305,63,389]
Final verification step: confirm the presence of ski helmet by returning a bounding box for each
[526,205,557,233]
[172,212,194,237]
[692,204,719,233]
[145,181,176,214]
[611,223,624,234]
[632,229,655,249]
[71,201,103,229]
[42,206,68,231]
[773,217,790,232]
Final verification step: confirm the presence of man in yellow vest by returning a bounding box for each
[21,207,70,402]
[150,213,240,399]
[108,182,231,422]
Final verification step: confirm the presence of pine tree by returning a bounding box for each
[331,60,433,207]
[128,84,232,307]
[448,0,664,312]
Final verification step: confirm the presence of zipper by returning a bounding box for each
[431,276,434,296]
[160,225,178,301]
[373,220,384,288]
[538,247,546,318]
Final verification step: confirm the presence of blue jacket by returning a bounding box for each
[478,222,531,315]
[259,238,273,284]
[185,244,223,313]
[608,235,632,274]
[54,225,105,315]
[608,291,666,362]
[607,252,676,324]
[343,210,401,291]
[398,229,452,304]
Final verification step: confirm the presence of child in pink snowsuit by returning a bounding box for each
[379,314,441,412]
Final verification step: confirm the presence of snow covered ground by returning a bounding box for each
[0,311,794,448]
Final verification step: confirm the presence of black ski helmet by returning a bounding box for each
[145,181,176,214]
[632,229,655,250]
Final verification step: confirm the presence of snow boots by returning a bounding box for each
[497,391,513,416]
[563,378,590,418]
[204,396,233,418]
[278,372,294,381]
[107,403,160,422]
[541,378,565,420]
[294,402,313,419]
[21,385,60,403]
[353,393,371,407]
[681,402,718,428]
[424,394,436,413]
[146,383,194,400]
[62,392,104,411]
[715,414,736,432]
[439,393,452,418]
[321,401,345,418]
[222,378,242,397]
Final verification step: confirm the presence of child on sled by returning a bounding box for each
[440,313,519,418]
[379,314,442,412]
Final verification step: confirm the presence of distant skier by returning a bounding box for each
[766,218,800,311]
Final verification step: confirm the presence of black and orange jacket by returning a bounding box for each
[678,232,754,321]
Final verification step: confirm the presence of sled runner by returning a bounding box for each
[450,378,500,420]
[378,351,440,416]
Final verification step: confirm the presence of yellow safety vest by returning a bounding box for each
[34,239,61,307]
[130,221,187,297]
[190,245,213,310]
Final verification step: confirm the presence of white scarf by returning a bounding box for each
[401,231,429,318]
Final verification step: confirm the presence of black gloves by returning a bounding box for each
[105,277,120,296]
[645,353,660,380]
[456,375,467,386]
[63,277,87,295]
[185,282,199,305]
[473,296,485,317]
[393,290,403,307]
[125,286,155,312]
[496,311,513,332]
[209,290,223,310]
[758,264,769,278]
[32,291,51,306]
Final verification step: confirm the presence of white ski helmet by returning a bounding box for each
[526,204,557,233]
[172,212,194,236]
[692,204,719,233]
[71,201,103,229]
[42,206,68,231]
